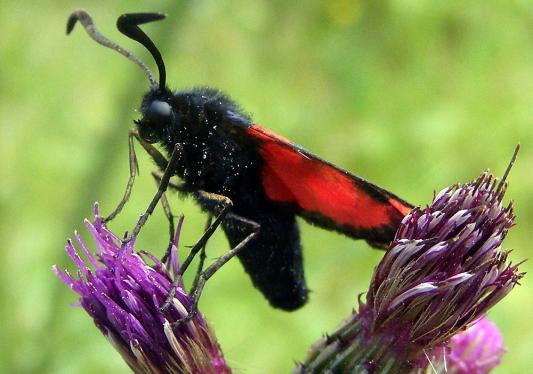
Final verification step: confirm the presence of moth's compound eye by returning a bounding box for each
[145,100,172,126]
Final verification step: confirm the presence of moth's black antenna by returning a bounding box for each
[67,9,158,87]
[117,13,167,90]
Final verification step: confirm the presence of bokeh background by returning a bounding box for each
[1,0,532,372]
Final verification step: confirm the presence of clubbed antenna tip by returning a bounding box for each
[66,9,158,87]
[116,12,167,90]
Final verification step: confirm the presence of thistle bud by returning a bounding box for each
[430,317,506,374]
[296,167,523,373]
[54,205,231,374]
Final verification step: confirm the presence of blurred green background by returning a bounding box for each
[1,0,532,373]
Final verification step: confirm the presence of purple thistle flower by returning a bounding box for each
[431,317,506,374]
[366,172,522,350]
[54,204,231,374]
[296,168,524,374]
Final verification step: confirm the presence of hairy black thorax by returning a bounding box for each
[137,87,261,203]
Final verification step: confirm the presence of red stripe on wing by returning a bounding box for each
[247,124,412,240]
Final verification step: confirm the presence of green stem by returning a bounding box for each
[294,312,416,374]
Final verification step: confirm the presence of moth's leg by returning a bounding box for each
[190,214,212,293]
[123,143,182,243]
[152,173,261,265]
[151,171,189,193]
[161,202,232,312]
[158,191,260,312]
[193,190,260,231]
[171,229,258,326]
[183,190,261,275]
[156,177,176,264]
[151,171,214,279]
[133,133,189,192]
[133,131,168,171]
[151,170,216,269]
[103,130,139,223]
[184,192,260,319]
[152,169,261,313]
[102,129,183,227]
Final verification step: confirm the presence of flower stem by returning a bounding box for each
[295,313,414,374]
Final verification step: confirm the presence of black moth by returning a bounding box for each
[67,11,412,311]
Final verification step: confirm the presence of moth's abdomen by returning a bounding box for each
[222,208,308,311]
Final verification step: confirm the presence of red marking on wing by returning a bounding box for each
[388,198,413,217]
[247,124,412,236]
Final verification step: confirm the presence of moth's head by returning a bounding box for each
[67,10,171,143]
[136,89,178,144]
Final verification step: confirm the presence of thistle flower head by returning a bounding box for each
[366,170,523,351]
[296,156,524,374]
[54,204,230,374]
[443,317,505,374]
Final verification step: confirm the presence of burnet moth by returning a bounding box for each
[67,10,413,312]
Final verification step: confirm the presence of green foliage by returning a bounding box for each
[1,1,532,372]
